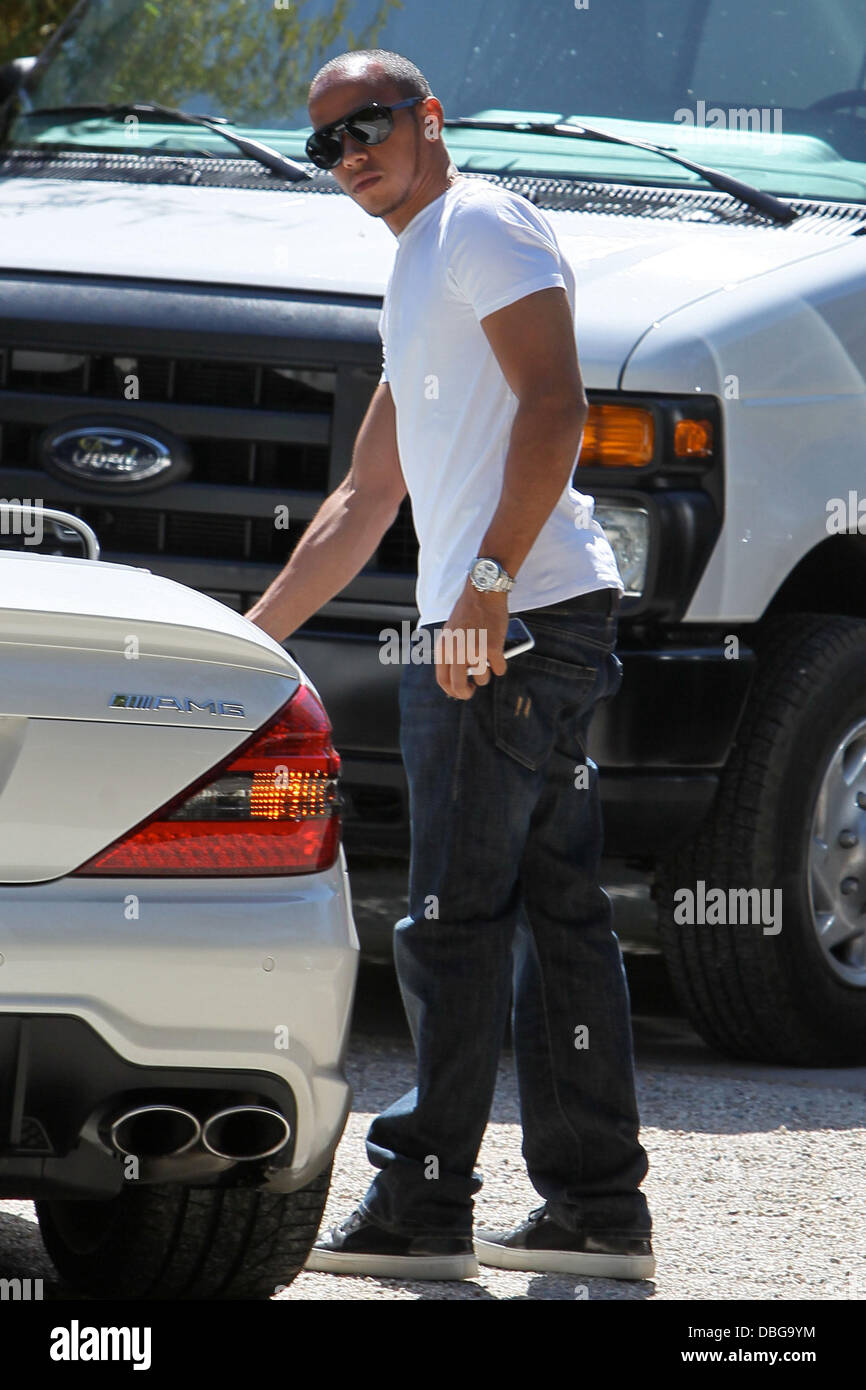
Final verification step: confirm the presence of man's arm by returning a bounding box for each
[438,285,589,698]
[244,382,406,642]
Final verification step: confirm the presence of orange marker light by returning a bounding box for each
[674,418,714,458]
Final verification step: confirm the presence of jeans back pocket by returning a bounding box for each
[492,652,599,771]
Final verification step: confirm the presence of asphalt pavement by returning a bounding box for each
[278,951,865,1301]
[284,857,865,1301]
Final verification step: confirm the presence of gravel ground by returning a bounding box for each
[2,981,863,1303]
[274,1030,866,1302]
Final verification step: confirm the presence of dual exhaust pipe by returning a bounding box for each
[109,1103,290,1162]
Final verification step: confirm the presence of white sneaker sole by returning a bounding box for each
[304,1248,479,1280]
[474,1237,655,1280]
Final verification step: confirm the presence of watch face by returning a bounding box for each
[473,559,500,589]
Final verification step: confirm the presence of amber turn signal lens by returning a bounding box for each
[579,405,654,467]
[674,418,714,457]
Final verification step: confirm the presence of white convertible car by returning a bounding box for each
[0,508,359,1299]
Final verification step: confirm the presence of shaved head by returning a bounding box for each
[306,47,457,237]
[309,48,432,105]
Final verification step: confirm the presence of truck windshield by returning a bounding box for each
[7,0,866,201]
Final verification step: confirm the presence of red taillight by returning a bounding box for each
[74,683,341,877]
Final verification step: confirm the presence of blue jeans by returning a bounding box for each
[359,590,651,1238]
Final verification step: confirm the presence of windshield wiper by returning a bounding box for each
[17,101,311,182]
[443,117,798,225]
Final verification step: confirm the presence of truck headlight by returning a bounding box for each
[593,504,650,597]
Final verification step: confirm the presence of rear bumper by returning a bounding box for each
[0,851,359,1198]
[0,1014,309,1199]
[291,632,757,859]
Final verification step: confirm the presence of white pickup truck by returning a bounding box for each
[2,0,866,1066]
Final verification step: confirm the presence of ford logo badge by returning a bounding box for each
[39,417,191,493]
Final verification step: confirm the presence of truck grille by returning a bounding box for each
[0,332,419,614]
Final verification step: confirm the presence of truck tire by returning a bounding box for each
[36,1163,332,1300]
[655,613,866,1065]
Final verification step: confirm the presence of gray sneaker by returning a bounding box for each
[475,1205,656,1279]
[305,1207,479,1280]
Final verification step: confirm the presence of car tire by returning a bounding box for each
[655,613,866,1065]
[36,1162,332,1300]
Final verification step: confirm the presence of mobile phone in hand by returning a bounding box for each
[503,617,534,660]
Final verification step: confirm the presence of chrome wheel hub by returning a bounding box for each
[808,717,866,986]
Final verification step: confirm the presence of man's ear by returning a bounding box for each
[421,97,444,143]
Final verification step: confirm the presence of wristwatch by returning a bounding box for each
[469,556,515,593]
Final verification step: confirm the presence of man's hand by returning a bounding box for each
[436,582,509,699]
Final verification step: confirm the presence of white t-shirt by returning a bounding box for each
[378,175,624,628]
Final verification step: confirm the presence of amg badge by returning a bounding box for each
[110,694,246,716]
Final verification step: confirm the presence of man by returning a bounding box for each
[245,48,654,1282]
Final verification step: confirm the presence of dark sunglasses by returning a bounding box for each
[305,97,423,170]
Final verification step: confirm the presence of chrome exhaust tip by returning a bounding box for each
[109,1104,202,1158]
[201,1106,291,1161]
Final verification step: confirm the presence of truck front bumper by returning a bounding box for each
[291,633,757,860]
